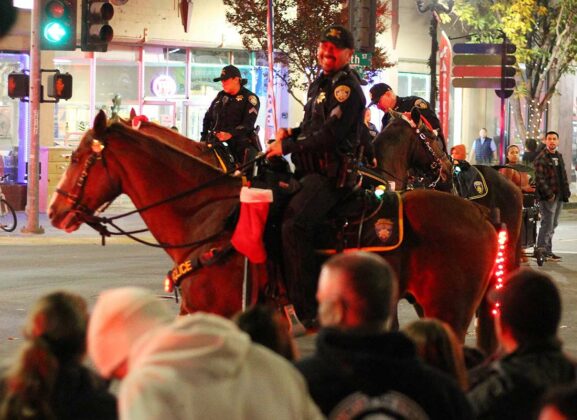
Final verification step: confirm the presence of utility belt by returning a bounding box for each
[293,152,359,189]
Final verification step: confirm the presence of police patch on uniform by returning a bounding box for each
[474,180,485,194]
[334,85,351,102]
[248,95,258,106]
[375,218,394,243]
[414,99,428,109]
[316,92,326,104]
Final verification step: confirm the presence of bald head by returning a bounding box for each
[316,251,398,330]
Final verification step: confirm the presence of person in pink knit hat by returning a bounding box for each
[88,287,322,420]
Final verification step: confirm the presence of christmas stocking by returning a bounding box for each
[231,187,273,263]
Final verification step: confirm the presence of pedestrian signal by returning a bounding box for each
[40,0,77,50]
[7,72,29,99]
[47,73,73,100]
[81,0,114,52]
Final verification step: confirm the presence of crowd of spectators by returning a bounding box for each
[0,253,574,419]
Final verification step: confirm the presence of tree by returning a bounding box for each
[223,0,393,106]
[449,0,577,141]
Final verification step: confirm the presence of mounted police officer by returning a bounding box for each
[266,24,366,323]
[201,65,260,167]
[369,83,447,152]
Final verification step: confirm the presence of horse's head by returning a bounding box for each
[373,108,452,190]
[48,110,122,232]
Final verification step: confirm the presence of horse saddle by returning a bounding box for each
[314,188,404,254]
[453,163,488,200]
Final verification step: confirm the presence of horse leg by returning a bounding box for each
[404,240,494,344]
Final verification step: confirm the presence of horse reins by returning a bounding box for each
[56,135,266,248]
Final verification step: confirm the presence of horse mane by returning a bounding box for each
[105,121,225,177]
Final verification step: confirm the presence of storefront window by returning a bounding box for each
[398,72,430,99]
[144,47,187,99]
[0,53,29,182]
[96,59,139,113]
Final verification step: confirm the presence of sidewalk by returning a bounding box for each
[1,195,150,245]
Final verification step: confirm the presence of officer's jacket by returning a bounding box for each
[380,95,445,151]
[380,96,439,131]
[202,86,260,141]
[282,66,366,177]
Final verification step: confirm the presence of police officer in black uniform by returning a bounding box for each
[266,24,366,323]
[201,65,260,166]
[369,82,446,151]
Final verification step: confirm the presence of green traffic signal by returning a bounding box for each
[40,0,77,51]
[44,21,67,43]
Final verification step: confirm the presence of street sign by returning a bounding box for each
[452,78,516,89]
[452,66,516,78]
[453,55,516,66]
[350,52,372,67]
[453,43,516,55]
[451,41,517,92]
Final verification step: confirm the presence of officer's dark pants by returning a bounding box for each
[230,139,259,167]
[282,173,350,321]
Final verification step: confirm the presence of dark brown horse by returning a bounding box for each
[48,111,499,351]
[373,113,523,273]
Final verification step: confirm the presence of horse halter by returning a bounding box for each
[55,138,110,219]
[402,113,449,189]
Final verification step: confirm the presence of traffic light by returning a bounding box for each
[7,72,29,99]
[47,73,73,100]
[348,0,377,53]
[40,0,77,51]
[81,0,114,52]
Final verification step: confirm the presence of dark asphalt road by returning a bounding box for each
[1,203,576,361]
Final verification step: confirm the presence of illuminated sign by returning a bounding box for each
[151,74,177,97]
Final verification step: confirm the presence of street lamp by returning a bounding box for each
[415,0,453,111]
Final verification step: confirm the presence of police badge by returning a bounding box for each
[334,85,351,102]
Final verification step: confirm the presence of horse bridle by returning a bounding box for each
[401,114,449,189]
[55,132,265,249]
[55,139,109,218]
[414,130,445,188]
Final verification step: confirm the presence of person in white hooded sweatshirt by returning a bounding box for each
[88,287,323,420]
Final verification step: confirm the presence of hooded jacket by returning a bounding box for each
[467,340,576,420]
[296,328,473,419]
[88,288,321,419]
[115,313,322,420]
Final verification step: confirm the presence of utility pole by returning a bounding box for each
[415,0,454,111]
[22,0,44,234]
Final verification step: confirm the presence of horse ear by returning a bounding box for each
[93,110,108,137]
[410,107,422,126]
[130,108,136,120]
[389,109,402,120]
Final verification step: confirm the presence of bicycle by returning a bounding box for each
[0,175,17,232]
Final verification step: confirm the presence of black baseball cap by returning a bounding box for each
[320,25,355,49]
[369,83,393,106]
[213,65,242,82]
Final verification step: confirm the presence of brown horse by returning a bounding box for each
[373,114,523,273]
[48,111,499,351]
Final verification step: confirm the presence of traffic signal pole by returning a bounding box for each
[22,0,44,234]
[498,34,508,165]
